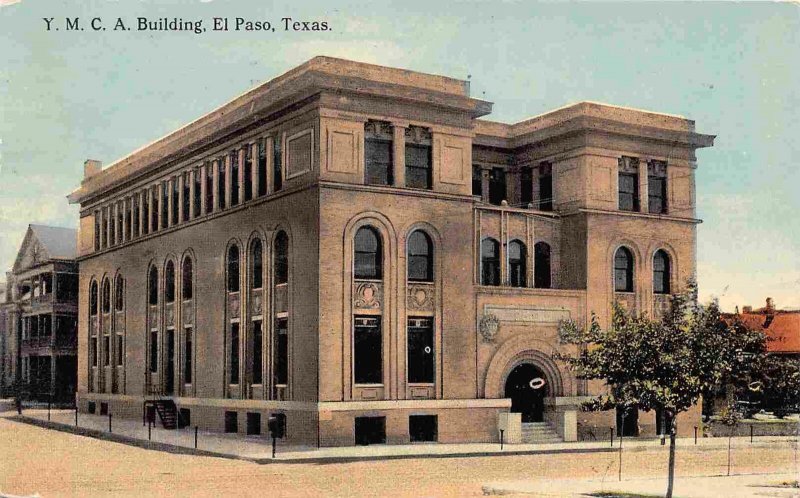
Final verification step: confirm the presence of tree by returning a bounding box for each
[760,356,800,418]
[557,281,766,498]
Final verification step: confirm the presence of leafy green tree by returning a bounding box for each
[760,356,800,418]
[557,280,766,498]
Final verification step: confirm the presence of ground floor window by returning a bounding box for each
[178,408,191,428]
[355,416,386,445]
[273,318,288,387]
[252,320,263,385]
[230,323,240,385]
[354,316,382,384]
[224,411,238,433]
[409,415,438,442]
[184,327,192,384]
[90,337,98,367]
[149,331,158,373]
[116,335,124,366]
[407,318,434,383]
[247,412,261,435]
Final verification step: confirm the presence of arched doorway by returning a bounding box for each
[504,363,549,422]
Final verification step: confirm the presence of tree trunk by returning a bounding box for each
[666,414,677,498]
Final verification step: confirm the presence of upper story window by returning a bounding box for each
[94,216,100,250]
[472,165,482,197]
[230,151,240,206]
[534,242,552,289]
[648,160,668,214]
[653,250,671,294]
[405,126,432,190]
[508,240,527,287]
[182,256,193,300]
[227,245,240,293]
[614,246,634,292]
[101,278,111,313]
[257,140,267,197]
[90,281,98,316]
[488,167,506,205]
[161,181,169,229]
[618,156,640,212]
[480,238,501,286]
[205,165,214,214]
[191,168,201,218]
[250,238,263,289]
[273,136,283,192]
[217,159,227,210]
[182,172,191,222]
[148,266,158,306]
[407,230,433,282]
[365,120,393,186]
[354,226,382,280]
[142,192,150,235]
[115,275,124,311]
[244,146,253,202]
[151,186,159,232]
[171,179,179,225]
[539,162,553,211]
[520,167,533,206]
[274,231,289,285]
[165,260,176,303]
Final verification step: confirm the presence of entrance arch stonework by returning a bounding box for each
[483,333,569,399]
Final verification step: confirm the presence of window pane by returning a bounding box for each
[489,168,506,205]
[534,242,551,289]
[251,240,263,289]
[230,323,239,384]
[274,318,288,385]
[184,328,192,384]
[407,231,432,282]
[365,139,393,186]
[354,316,382,384]
[274,232,288,285]
[354,227,381,279]
[253,321,263,384]
[227,246,240,292]
[407,318,434,383]
[182,258,193,300]
[405,144,431,189]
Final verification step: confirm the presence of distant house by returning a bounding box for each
[736,298,800,359]
[0,225,79,402]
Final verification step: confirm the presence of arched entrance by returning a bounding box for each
[504,363,549,422]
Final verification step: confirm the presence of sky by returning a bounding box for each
[0,0,798,311]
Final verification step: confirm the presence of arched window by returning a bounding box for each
[101,279,111,313]
[90,281,98,316]
[407,230,433,282]
[480,238,500,286]
[148,266,158,305]
[354,226,382,280]
[614,247,634,292]
[508,240,527,287]
[115,275,124,311]
[250,239,263,289]
[227,245,240,292]
[534,242,552,289]
[274,232,288,285]
[182,257,193,300]
[653,250,671,294]
[165,261,176,303]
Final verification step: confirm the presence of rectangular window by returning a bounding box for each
[149,331,158,373]
[365,121,393,186]
[132,196,140,238]
[274,318,288,385]
[273,137,283,192]
[253,320,263,384]
[90,337,98,367]
[103,336,110,366]
[230,322,240,384]
[193,169,202,218]
[472,165,482,197]
[648,160,668,214]
[246,412,261,435]
[205,165,214,214]
[116,335,123,366]
[124,205,132,241]
[405,144,432,189]
[520,167,533,206]
[539,162,553,211]
[184,327,192,384]
[409,415,438,442]
[218,160,227,210]
[488,167,506,205]
[161,181,169,229]
[182,172,190,222]
[354,316,382,384]
[257,140,267,196]
[230,151,240,206]
[142,193,150,235]
[355,416,386,445]
[407,318,434,384]
[244,147,253,202]
[618,156,640,212]
[151,187,159,232]
[94,216,100,250]
[171,179,179,225]
[224,411,238,433]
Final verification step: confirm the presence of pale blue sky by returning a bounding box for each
[1,1,797,310]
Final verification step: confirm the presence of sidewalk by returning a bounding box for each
[9,408,800,465]
[483,473,800,497]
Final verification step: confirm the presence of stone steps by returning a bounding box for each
[521,422,562,444]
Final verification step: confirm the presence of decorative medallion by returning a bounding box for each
[229,293,241,318]
[407,284,434,311]
[166,305,175,327]
[479,313,500,343]
[354,282,382,310]
[148,311,158,329]
[182,303,193,325]
[252,293,263,315]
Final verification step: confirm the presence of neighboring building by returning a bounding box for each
[737,298,800,358]
[1,225,79,402]
[66,57,714,445]
[0,283,7,396]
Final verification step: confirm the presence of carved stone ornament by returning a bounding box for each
[182,303,193,325]
[252,293,263,315]
[407,284,434,311]
[479,313,500,343]
[354,282,382,310]
[148,311,158,330]
[166,305,175,327]
[229,293,240,318]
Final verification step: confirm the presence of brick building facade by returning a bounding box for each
[67,57,714,445]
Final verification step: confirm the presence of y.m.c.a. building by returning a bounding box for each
[67,57,714,446]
